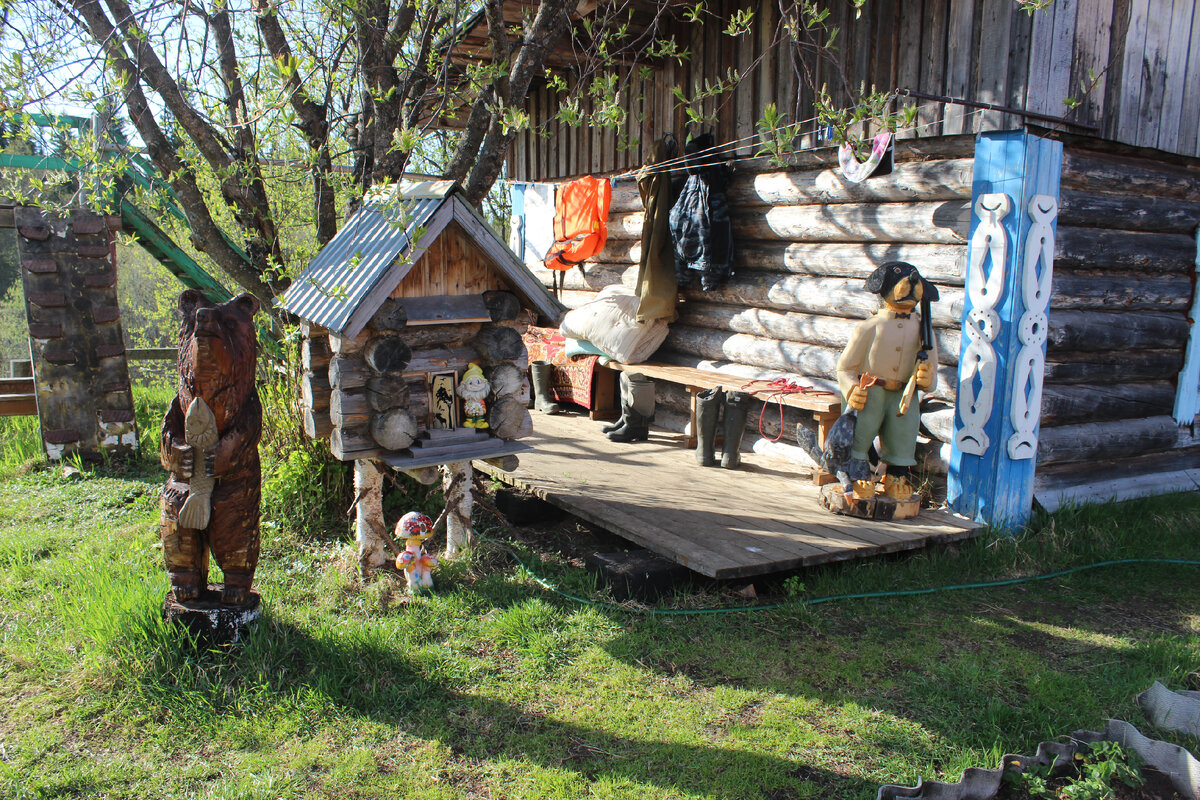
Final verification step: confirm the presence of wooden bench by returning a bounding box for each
[603,361,842,484]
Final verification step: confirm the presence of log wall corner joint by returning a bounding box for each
[948,130,1063,531]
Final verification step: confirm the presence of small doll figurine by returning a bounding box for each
[394,511,438,593]
[457,362,490,429]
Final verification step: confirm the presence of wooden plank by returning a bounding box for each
[1154,0,1194,153]
[1135,0,1172,149]
[1116,0,1151,144]
[0,377,35,394]
[1069,0,1113,131]
[1179,2,1200,156]
[479,412,980,578]
[0,394,37,417]
[1036,468,1200,512]
[918,0,949,135]
[974,0,1015,130]
[895,0,925,140]
[942,0,977,134]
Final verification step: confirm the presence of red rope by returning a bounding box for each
[738,378,814,442]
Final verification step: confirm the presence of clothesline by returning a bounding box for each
[497,106,989,188]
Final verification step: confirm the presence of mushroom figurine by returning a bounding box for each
[394,511,438,593]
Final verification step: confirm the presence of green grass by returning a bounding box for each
[1,405,1199,798]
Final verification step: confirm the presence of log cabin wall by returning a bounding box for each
[1031,137,1200,501]
[506,0,1200,183]
[527,136,977,470]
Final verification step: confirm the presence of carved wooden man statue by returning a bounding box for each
[160,290,262,607]
[835,262,939,501]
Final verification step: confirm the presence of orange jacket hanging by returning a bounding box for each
[544,175,612,270]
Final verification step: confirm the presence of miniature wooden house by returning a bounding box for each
[281,180,562,468]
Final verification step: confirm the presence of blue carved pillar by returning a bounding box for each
[947,130,1062,530]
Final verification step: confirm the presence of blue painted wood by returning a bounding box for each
[948,130,1063,531]
[1173,228,1200,425]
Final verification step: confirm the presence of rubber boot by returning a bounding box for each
[720,391,749,469]
[530,361,562,414]
[608,373,654,443]
[695,387,724,466]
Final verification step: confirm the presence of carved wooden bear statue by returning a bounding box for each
[160,290,262,606]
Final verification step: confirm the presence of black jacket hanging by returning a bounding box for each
[668,132,734,291]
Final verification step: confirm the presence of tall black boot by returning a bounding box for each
[608,373,654,443]
[530,361,561,414]
[720,391,749,469]
[695,387,724,466]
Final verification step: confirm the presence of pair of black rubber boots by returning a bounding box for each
[695,387,749,469]
[602,372,655,443]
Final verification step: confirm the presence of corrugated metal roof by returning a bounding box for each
[280,181,454,334]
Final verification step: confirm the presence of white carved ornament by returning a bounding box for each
[955,193,1012,456]
[1008,194,1057,460]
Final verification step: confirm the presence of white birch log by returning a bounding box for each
[442,460,474,557]
[354,459,388,575]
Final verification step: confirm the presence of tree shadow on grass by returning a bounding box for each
[131,612,871,800]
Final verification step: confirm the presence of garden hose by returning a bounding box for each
[477,533,1200,616]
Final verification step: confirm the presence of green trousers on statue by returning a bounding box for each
[850,386,920,467]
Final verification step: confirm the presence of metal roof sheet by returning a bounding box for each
[280,186,449,334]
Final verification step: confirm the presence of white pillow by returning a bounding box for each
[559,285,669,364]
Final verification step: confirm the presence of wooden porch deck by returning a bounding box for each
[477,412,982,579]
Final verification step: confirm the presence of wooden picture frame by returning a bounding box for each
[429,371,459,430]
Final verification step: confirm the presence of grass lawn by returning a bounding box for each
[1,443,1198,799]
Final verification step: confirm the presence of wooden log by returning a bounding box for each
[330,332,367,354]
[301,371,331,410]
[472,325,525,364]
[353,459,389,574]
[481,454,520,471]
[528,263,634,292]
[371,298,407,332]
[405,377,431,426]
[609,181,643,212]
[680,274,965,329]
[1039,381,1177,425]
[663,326,957,403]
[330,389,370,428]
[1060,148,1200,203]
[400,466,440,485]
[370,408,419,451]
[303,408,332,439]
[405,346,477,375]
[330,426,381,461]
[488,397,533,440]
[1036,415,1181,466]
[487,362,525,397]
[677,302,961,366]
[727,158,975,207]
[734,134,979,174]
[1044,351,1185,384]
[329,355,370,390]
[735,241,967,286]
[483,290,522,321]
[1050,273,1193,312]
[301,337,331,372]
[605,211,646,240]
[730,200,971,244]
[589,239,642,265]
[1058,189,1200,235]
[1054,226,1196,273]
[299,320,325,338]
[365,374,411,412]
[364,335,413,374]
[394,322,482,350]
[1047,310,1189,352]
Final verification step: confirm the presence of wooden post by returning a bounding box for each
[442,460,474,557]
[947,131,1062,530]
[1172,228,1200,425]
[354,459,388,574]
